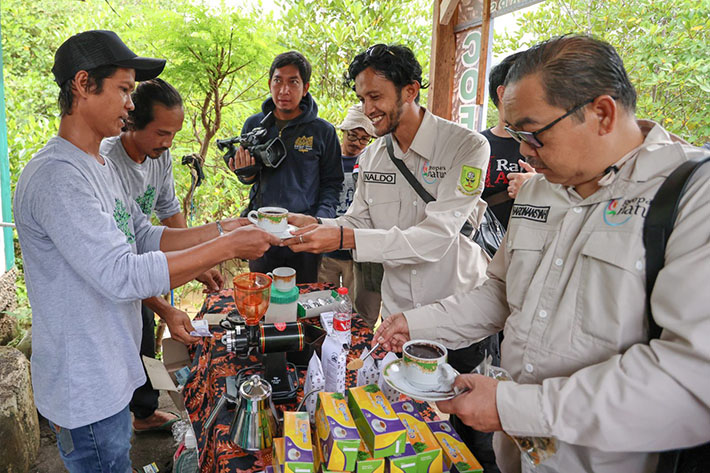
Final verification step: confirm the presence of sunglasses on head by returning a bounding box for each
[504,98,596,149]
[366,44,396,58]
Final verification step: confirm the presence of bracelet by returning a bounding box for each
[339,226,344,250]
[216,220,224,236]
[316,217,323,224]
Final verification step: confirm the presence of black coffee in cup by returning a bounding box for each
[405,343,444,359]
[263,210,284,216]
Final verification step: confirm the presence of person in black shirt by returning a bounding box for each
[481,52,535,229]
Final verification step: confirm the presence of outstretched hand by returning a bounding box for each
[288,213,318,228]
[282,224,340,254]
[373,313,411,352]
[196,268,224,293]
[436,374,502,432]
[229,225,280,260]
[163,309,200,345]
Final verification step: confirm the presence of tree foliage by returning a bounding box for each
[495,0,710,145]
[276,0,432,124]
[1,0,434,312]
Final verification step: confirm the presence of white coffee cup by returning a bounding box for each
[247,207,288,234]
[267,267,296,292]
[402,339,456,391]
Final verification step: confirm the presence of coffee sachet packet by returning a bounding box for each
[303,352,325,422]
[356,347,379,386]
[322,333,348,393]
[377,352,400,403]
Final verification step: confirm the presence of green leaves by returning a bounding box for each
[495,0,710,145]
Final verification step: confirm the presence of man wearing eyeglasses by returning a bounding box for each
[374,35,710,473]
[318,104,375,306]
[285,44,497,469]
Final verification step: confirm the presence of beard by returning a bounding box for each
[376,92,404,137]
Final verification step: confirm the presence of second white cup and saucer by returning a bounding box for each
[381,339,460,402]
[247,206,298,239]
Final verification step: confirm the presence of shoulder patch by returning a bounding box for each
[458,165,482,196]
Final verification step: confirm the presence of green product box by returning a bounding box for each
[346,384,407,458]
[315,392,361,472]
[355,443,385,473]
[391,400,444,473]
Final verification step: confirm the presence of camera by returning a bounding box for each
[217,111,287,178]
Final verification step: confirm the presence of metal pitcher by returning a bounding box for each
[229,374,279,451]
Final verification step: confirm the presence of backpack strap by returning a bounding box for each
[385,135,477,237]
[643,156,710,339]
[644,156,710,473]
[385,135,434,203]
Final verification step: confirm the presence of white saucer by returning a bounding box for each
[381,359,459,402]
[272,224,299,240]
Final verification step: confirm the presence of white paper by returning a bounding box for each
[320,311,334,336]
[356,347,380,386]
[303,353,325,423]
[378,352,400,403]
[322,333,348,393]
[188,319,212,337]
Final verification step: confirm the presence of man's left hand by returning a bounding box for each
[196,268,224,293]
[162,309,200,345]
[283,224,341,253]
[436,374,502,432]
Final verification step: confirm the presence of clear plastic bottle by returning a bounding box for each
[333,287,352,344]
[174,425,199,472]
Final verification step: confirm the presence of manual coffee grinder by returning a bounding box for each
[232,272,300,403]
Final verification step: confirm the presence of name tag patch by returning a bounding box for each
[362,171,397,184]
[511,204,550,223]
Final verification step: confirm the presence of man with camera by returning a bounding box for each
[14,30,279,471]
[229,51,342,283]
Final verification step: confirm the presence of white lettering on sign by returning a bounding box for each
[458,31,481,104]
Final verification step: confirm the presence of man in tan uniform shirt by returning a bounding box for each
[286,44,500,470]
[376,36,710,472]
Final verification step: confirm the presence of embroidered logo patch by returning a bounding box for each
[362,171,396,184]
[603,197,650,226]
[113,198,136,244]
[511,204,550,223]
[294,135,314,153]
[458,165,481,195]
[421,162,447,184]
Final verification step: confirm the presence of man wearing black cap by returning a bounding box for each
[13,30,279,471]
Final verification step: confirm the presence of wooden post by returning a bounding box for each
[428,0,458,120]
[476,0,491,104]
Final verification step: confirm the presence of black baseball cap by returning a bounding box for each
[52,30,166,85]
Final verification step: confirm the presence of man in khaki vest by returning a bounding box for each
[375,35,710,473]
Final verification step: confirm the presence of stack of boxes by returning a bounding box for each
[273,384,482,473]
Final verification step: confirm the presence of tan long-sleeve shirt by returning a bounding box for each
[322,109,490,322]
[405,121,710,472]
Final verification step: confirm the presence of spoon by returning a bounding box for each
[347,342,380,370]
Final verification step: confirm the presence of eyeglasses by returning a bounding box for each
[504,98,595,149]
[346,131,372,146]
[366,44,395,58]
